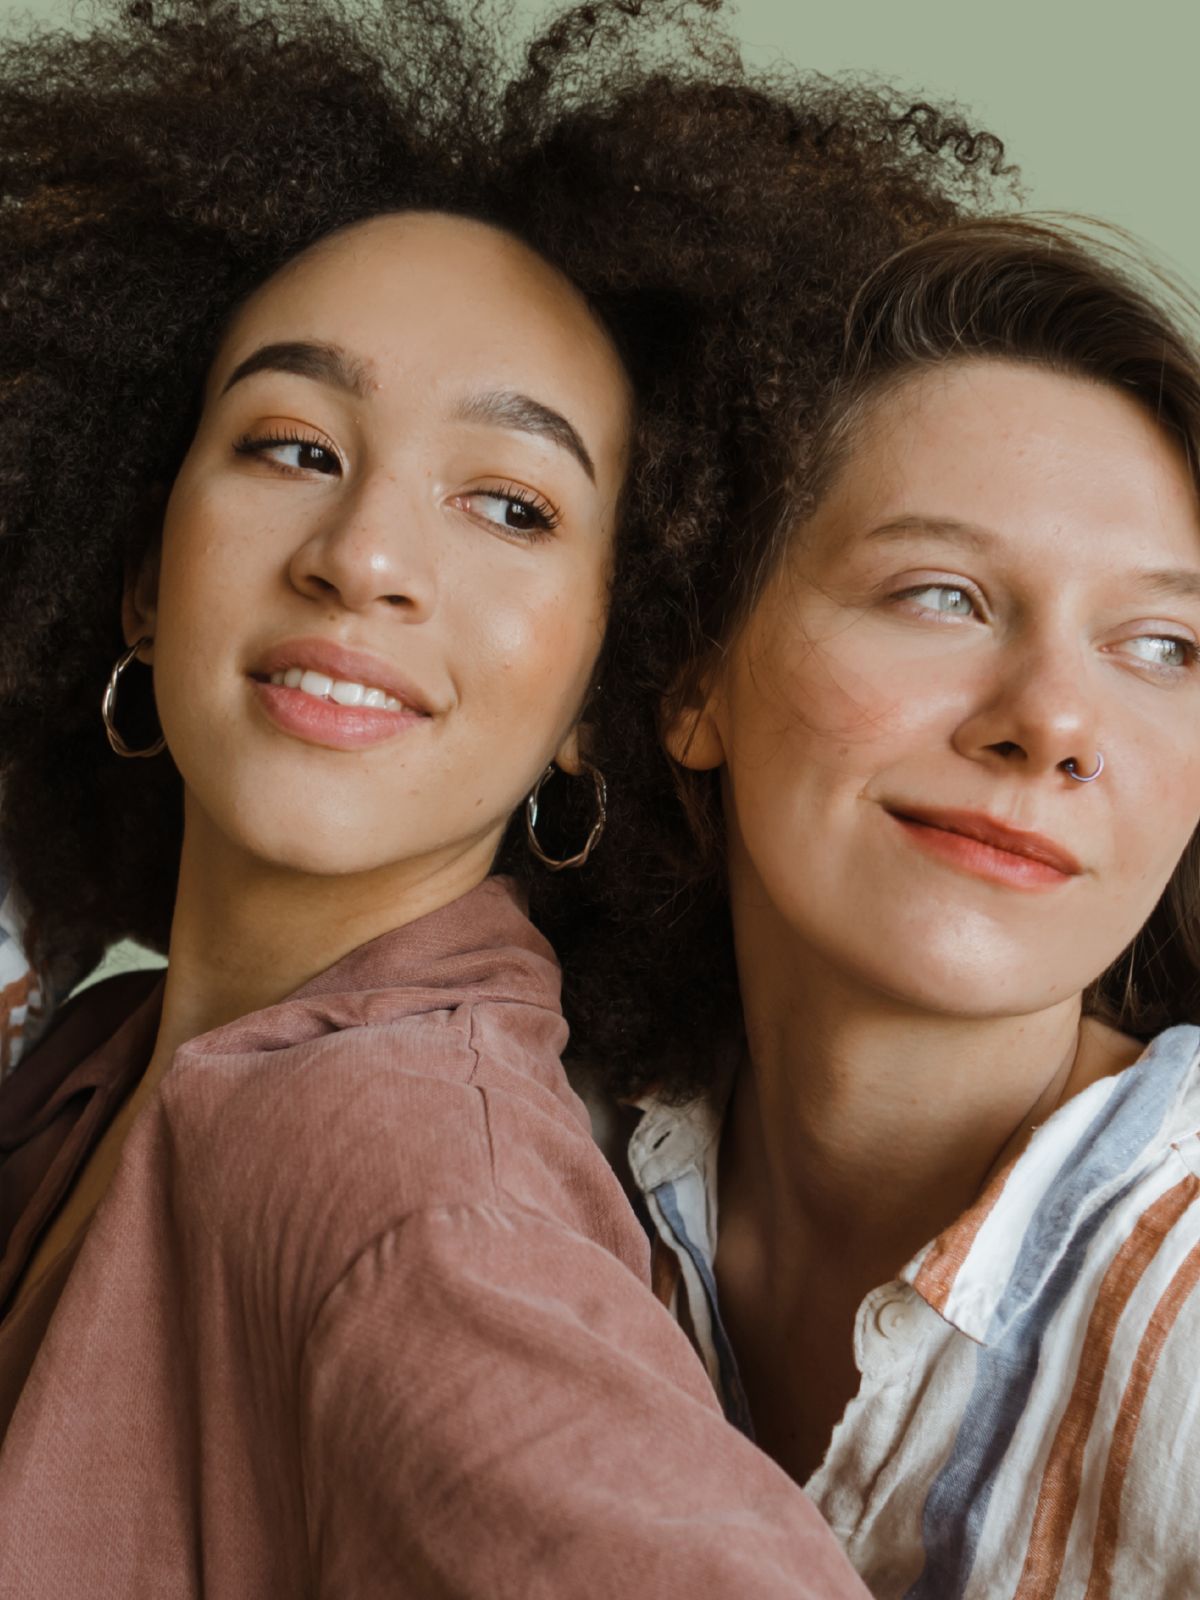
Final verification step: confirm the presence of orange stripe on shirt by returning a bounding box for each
[0,971,35,1076]
[1083,1230,1200,1600]
[1013,1175,1199,1600]
[913,1152,1018,1315]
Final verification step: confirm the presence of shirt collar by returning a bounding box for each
[173,874,564,1062]
[903,1024,1200,1343]
[626,1024,1200,1348]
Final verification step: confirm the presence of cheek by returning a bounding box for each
[151,486,285,750]
[156,485,257,643]
[1118,776,1200,903]
[467,569,607,715]
[723,624,956,787]
[1112,702,1200,879]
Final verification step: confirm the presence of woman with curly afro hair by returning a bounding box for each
[0,0,1010,1590]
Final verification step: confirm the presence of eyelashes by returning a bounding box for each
[888,581,1200,677]
[892,582,979,621]
[231,430,562,541]
[233,427,341,476]
[452,483,561,538]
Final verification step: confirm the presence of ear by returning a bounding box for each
[552,721,589,777]
[662,671,726,773]
[121,539,162,658]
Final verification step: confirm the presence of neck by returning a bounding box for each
[149,794,496,1077]
[722,893,1137,1288]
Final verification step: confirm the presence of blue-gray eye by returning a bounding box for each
[909,584,975,617]
[1125,634,1193,668]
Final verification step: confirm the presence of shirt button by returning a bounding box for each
[875,1292,921,1344]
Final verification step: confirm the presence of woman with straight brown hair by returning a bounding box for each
[563,219,1200,1599]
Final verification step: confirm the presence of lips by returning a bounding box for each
[886,804,1083,879]
[247,635,438,752]
[250,637,436,717]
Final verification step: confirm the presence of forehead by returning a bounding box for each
[210,211,632,433]
[821,358,1200,571]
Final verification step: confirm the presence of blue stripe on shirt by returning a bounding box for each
[906,1026,1198,1600]
[654,1179,756,1438]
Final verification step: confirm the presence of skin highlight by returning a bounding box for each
[668,357,1200,1482]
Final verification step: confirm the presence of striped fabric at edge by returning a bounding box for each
[905,1030,1197,1600]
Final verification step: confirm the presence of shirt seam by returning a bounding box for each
[163,1013,496,1263]
[300,1195,564,1347]
[462,1003,504,1203]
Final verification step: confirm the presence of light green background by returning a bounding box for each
[6,0,1198,278]
[623,0,1197,282]
[7,0,1191,984]
[717,0,1199,282]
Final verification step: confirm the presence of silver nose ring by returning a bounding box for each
[1063,753,1104,783]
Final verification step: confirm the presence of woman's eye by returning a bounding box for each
[233,432,342,476]
[897,583,977,619]
[454,488,560,538]
[1122,634,1197,670]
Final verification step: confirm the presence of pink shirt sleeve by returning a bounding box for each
[299,1200,868,1599]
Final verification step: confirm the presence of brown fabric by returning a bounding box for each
[0,1231,83,1430]
[0,971,162,1435]
[0,968,162,1311]
[0,877,865,1599]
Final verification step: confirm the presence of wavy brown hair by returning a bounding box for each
[0,0,1010,1022]
[562,217,1200,1101]
[818,220,1200,1047]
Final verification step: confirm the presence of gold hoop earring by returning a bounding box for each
[525,761,607,871]
[102,638,165,758]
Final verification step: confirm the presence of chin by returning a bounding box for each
[847,935,1095,1021]
[185,782,409,880]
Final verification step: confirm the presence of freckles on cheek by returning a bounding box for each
[740,637,909,755]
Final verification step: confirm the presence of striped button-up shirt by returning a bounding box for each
[621,1026,1200,1600]
[0,871,66,1081]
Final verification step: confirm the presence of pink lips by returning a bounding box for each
[887,805,1082,890]
[249,636,435,752]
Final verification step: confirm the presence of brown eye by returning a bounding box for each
[453,487,560,539]
[234,431,342,476]
[281,441,339,475]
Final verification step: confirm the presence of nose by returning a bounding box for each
[951,626,1103,782]
[288,473,436,618]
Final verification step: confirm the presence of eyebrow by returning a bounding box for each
[868,515,1200,602]
[221,340,374,402]
[864,515,997,552]
[220,345,596,483]
[452,389,595,483]
[1131,568,1200,602]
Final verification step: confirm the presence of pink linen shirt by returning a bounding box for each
[0,876,865,1599]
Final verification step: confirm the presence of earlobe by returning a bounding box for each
[121,542,162,655]
[552,724,586,777]
[663,696,726,772]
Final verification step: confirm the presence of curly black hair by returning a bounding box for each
[0,0,1011,1067]
[509,73,1014,1097]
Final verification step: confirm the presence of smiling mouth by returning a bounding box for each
[886,806,1082,889]
[258,666,413,712]
[249,660,432,752]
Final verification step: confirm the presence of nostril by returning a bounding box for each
[989,740,1024,760]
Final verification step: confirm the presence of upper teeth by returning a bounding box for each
[269,667,405,711]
